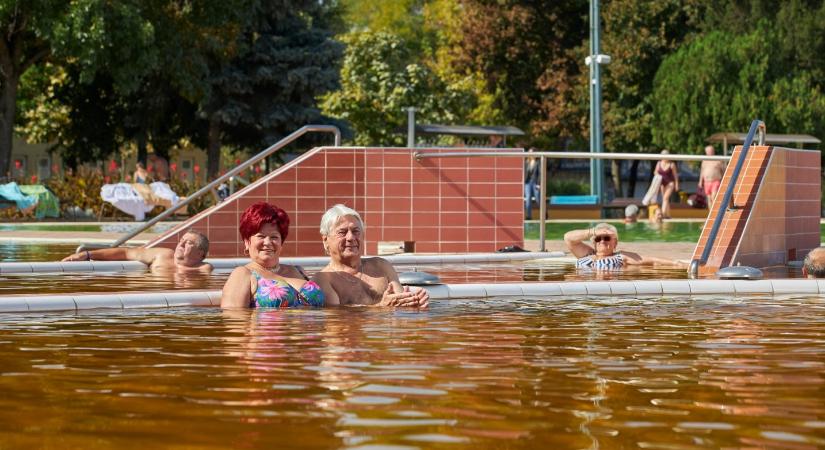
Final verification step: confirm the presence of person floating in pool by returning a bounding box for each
[221,202,324,309]
[311,204,429,307]
[564,223,685,269]
[802,247,825,278]
[61,229,213,273]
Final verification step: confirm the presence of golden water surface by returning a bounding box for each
[0,296,823,449]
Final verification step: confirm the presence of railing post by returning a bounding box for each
[539,155,547,252]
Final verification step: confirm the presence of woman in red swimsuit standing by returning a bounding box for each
[655,150,679,218]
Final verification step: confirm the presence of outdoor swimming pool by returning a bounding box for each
[0,295,822,448]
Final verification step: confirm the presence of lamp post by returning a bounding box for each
[405,107,416,148]
[587,0,610,203]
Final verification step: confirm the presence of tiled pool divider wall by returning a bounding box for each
[0,252,561,274]
[0,279,822,312]
[146,146,525,258]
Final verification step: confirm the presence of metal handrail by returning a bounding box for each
[688,120,765,277]
[82,125,341,251]
[416,149,731,252]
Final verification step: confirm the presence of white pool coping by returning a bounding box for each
[0,252,565,274]
[0,279,821,313]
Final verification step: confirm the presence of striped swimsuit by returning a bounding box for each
[576,253,625,270]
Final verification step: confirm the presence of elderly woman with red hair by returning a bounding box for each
[221,202,324,308]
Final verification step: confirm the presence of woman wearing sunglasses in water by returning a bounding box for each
[564,223,684,269]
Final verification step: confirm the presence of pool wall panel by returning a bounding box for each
[144,147,525,258]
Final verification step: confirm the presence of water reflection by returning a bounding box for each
[0,296,823,448]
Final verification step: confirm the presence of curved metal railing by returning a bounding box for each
[688,119,765,277]
[78,125,341,252]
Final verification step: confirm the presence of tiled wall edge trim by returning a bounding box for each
[1,279,820,313]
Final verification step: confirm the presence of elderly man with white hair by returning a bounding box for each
[311,204,429,307]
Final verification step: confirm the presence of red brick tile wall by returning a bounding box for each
[692,146,820,273]
[148,147,524,257]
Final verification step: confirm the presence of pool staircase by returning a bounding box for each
[690,121,821,276]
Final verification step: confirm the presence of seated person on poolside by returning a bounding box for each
[221,202,324,308]
[61,229,212,273]
[564,223,683,269]
[311,204,429,307]
[802,247,825,278]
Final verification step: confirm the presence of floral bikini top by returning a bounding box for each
[250,270,324,308]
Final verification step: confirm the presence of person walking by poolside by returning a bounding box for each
[524,148,540,219]
[564,223,685,269]
[221,202,324,308]
[312,204,429,307]
[802,247,825,278]
[61,229,212,273]
[698,145,725,202]
[654,150,679,218]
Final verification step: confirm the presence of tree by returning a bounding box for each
[321,31,471,146]
[651,22,825,152]
[0,0,70,177]
[453,0,588,136]
[201,0,344,177]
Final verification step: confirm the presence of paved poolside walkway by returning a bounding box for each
[524,240,696,260]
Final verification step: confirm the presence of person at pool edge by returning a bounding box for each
[61,229,213,273]
[802,247,825,278]
[221,202,324,308]
[311,204,429,307]
[564,223,685,269]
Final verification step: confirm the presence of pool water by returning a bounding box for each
[0,296,822,449]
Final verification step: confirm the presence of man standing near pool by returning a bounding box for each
[61,229,213,273]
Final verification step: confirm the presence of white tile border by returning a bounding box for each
[771,279,818,294]
[2,279,825,313]
[25,295,76,312]
[120,293,169,309]
[10,252,562,274]
[521,283,563,297]
[609,281,637,296]
[633,281,663,295]
[0,297,29,312]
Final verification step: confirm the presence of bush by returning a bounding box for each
[546,179,590,197]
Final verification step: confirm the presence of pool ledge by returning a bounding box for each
[0,252,565,274]
[1,279,822,313]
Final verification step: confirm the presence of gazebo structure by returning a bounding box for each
[414,124,525,147]
[707,132,821,155]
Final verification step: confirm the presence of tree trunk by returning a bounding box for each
[611,160,622,197]
[0,76,18,179]
[628,159,639,197]
[137,132,148,166]
[207,114,221,179]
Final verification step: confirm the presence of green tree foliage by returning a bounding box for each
[201,0,344,176]
[321,31,472,146]
[0,0,72,177]
[453,0,588,136]
[651,21,825,152]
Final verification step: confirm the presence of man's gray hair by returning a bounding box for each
[184,229,210,257]
[803,247,825,278]
[320,204,364,236]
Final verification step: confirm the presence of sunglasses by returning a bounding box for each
[593,235,613,243]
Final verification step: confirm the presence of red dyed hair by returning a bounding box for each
[238,202,290,242]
